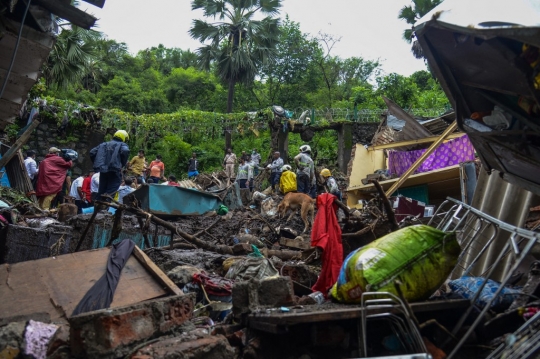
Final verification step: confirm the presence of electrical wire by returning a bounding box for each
[0,0,32,99]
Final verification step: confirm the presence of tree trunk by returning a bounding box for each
[225,78,236,151]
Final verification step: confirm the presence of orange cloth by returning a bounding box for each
[149,161,164,178]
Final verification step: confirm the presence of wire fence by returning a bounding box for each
[283,107,449,123]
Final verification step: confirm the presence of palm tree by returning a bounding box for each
[398,0,443,58]
[189,0,282,148]
[42,25,101,89]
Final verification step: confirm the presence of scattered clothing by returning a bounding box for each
[311,193,343,297]
[72,239,135,316]
[280,170,297,194]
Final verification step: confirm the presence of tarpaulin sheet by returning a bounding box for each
[388,135,475,176]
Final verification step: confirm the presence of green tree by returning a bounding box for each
[259,17,320,108]
[43,26,101,89]
[164,67,218,110]
[189,0,282,149]
[398,0,443,58]
[376,73,418,109]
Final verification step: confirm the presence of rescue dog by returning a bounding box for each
[277,192,316,233]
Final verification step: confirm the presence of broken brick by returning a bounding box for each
[69,294,194,358]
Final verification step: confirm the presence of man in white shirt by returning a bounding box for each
[24,150,38,187]
[70,175,86,213]
[117,178,135,204]
[90,172,100,202]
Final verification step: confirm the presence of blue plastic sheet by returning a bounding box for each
[448,276,522,311]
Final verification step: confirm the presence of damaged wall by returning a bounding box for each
[23,117,105,176]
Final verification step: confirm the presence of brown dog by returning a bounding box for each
[277,192,316,233]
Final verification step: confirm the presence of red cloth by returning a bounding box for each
[82,176,92,201]
[168,182,180,186]
[35,154,72,197]
[311,193,343,296]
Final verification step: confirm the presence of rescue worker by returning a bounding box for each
[35,147,73,209]
[279,165,297,195]
[320,168,342,201]
[89,130,130,202]
[266,151,283,192]
[294,145,315,197]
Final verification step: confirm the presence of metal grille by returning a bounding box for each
[427,197,540,359]
[487,311,540,359]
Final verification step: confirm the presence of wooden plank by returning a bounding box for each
[33,0,97,29]
[347,164,460,192]
[248,299,470,328]
[368,132,465,151]
[132,245,183,296]
[279,238,311,250]
[0,118,41,170]
[0,247,169,322]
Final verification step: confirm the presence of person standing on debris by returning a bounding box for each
[266,151,284,193]
[294,145,315,197]
[246,154,255,192]
[188,152,199,178]
[90,171,100,202]
[148,155,165,184]
[223,148,237,179]
[237,157,253,189]
[117,178,135,204]
[89,130,130,202]
[24,150,39,187]
[279,165,297,194]
[127,149,146,185]
[35,147,73,209]
[320,168,342,201]
[81,170,94,204]
[70,174,87,213]
[251,148,261,176]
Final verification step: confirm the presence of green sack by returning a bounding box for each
[330,225,460,303]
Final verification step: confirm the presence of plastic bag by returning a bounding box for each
[330,225,460,303]
[448,276,521,311]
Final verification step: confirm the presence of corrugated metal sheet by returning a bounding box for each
[453,168,540,281]
[177,180,202,191]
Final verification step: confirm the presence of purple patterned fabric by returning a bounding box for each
[388,135,475,176]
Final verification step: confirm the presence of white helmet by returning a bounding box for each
[300,144,311,153]
[282,164,292,172]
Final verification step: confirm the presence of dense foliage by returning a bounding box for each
[33,8,451,179]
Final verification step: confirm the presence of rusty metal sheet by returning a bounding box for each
[0,247,169,322]
[415,1,540,195]
[383,97,433,140]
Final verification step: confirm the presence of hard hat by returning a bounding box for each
[300,144,311,153]
[282,164,292,172]
[114,130,129,142]
[320,168,332,177]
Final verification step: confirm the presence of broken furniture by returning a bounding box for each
[428,197,540,359]
[0,245,182,324]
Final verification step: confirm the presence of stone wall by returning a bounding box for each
[352,122,379,145]
[24,117,106,176]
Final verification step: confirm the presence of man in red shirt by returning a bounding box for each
[81,170,94,203]
[35,147,73,209]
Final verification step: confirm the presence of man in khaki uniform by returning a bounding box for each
[223,148,237,179]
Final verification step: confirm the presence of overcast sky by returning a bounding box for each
[83,0,429,76]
